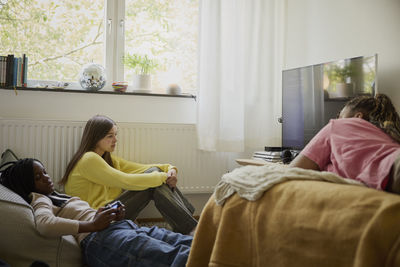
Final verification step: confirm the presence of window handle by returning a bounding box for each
[107,19,112,35]
[119,19,125,34]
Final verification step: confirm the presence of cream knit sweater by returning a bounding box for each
[31,192,96,244]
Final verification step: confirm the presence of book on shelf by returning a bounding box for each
[6,54,14,87]
[13,57,18,86]
[17,57,22,87]
[23,54,28,87]
[0,56,5,87]
[0,54,28,88]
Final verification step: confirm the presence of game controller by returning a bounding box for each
[105,200,122,210]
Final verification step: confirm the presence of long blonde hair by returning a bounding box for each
[60,115,116,185]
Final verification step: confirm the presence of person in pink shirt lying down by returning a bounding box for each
[290,94,400,193]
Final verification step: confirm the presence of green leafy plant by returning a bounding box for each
[325,64,354,83]
[123,53,159,75]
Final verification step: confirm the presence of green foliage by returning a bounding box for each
[325,64,354,83]
[123,53,159,75]
[363,69,375,93]
[124,0,198,92]
[0,0,199,93]
[0,0,104,82]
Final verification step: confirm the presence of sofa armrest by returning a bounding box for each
[0,185,82,267]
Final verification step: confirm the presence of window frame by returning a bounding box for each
[104,0,125,90]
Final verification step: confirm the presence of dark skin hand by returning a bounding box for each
[113,204,126,221]
[78,204,126,233]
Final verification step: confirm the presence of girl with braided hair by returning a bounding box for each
[290,93,400,193]
[0,158,192,267]
[340,94,400,143]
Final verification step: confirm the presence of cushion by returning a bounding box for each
[0,149,82,266]
[0,149,19,172]
[0,184,82,266]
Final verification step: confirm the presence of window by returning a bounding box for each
[0,0,198,94]
[0,0,104,82]
[123,0,198,94]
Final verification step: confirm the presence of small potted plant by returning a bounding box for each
[325,64,355,98]
[123,53,159,92]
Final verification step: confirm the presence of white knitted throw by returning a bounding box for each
[214,163,365,205]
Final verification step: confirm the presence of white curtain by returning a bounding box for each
[197,0,286,152]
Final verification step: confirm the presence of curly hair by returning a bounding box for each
[343,94,400,143]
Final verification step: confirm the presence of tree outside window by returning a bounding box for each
[0,0,198,94]
[0,0,104,82]
[124,0,198,94]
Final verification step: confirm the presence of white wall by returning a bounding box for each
[285,0,400,107]
[0,89,196,124]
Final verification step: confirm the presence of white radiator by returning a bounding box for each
[0,119,232,193]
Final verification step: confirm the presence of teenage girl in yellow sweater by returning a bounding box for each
[60,115,197,234]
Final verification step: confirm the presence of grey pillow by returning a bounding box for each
[0,149,19,172]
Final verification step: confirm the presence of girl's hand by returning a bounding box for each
[92,208,117,231]
[79,208,116,233]
[166,169,178,189]
[115,204,126,221]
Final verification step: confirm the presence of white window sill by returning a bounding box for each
[0,86,196,100]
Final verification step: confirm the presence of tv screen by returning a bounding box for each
[281,54,377,150]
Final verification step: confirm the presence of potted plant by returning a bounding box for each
[325,64,355,98]
[123,53,159,92]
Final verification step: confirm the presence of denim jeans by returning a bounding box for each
[81,220,193,267]
[114,167,198,234]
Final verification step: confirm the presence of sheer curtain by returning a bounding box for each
[197,0,286,152]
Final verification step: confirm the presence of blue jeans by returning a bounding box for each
[81,220,193,267]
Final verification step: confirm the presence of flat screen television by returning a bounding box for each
[281,54,377,150]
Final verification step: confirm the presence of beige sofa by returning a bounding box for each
[0,170,82,267]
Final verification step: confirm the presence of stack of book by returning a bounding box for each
[0,54,28,88]
[252,150,283,163]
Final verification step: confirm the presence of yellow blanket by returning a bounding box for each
[187,180,400,267]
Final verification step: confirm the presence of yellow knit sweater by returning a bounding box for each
[64,152,174,209]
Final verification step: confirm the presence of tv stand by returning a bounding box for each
[235,159,268,166]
